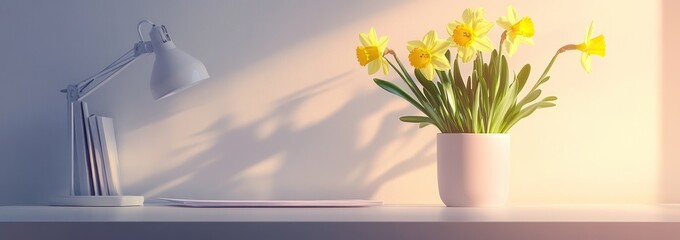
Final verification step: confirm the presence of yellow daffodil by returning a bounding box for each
[447,8,495,63]
[496,5,535,56]
[575,21,606,73]
[407,30,450,81]
[356,27,389,75]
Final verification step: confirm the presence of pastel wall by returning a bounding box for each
[661,0,680,203]
[0,0,668,205]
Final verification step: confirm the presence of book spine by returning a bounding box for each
[71,101,91,196]
[89,114,109,195]
[81,102,100,195]
[98,116,122,195]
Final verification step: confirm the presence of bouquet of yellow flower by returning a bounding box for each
[356,6,606,133]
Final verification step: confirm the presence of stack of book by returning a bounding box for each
[72,101,122,196]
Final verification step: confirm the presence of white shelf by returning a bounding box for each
[49,195,144,207]
[2,204,680,239]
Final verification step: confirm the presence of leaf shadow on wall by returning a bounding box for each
[104,0,411,133]
[129,72,437,200]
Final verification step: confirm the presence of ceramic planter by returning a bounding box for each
[436,133,510,207]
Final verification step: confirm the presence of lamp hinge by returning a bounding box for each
[134,41,154,56]
[62,84,79,102]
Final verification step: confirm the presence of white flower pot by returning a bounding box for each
[437,133,510,207]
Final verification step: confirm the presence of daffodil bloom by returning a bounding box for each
[406,30,450,80]
[356,27,389,75]
[496,5,535,56]
[447,8,495,62]
[575,21,606,73]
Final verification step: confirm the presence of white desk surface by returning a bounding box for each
[3,204,680,240]
[1,204,680,222]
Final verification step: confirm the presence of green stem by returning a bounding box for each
[385,58,407,85]
[531,50,561,92]
[495,32,505,96]
[385,56,445,132]
[385,57,426,104]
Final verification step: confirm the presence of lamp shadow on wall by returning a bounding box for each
[660,0,680,203]
[89,0,429,201]
[131,71,436,200]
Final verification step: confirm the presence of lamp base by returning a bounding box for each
[50,195,144,207]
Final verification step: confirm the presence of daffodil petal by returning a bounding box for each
[378,36,388,52]
[506,39,519,56]
[581,53,592,73]
[381,58,389,75]
[462,8,473,24]
[359,33,371,46]
[458,47,475,62]
[497,17,513,30]
[508,5,518,23]
[431,40,450,55]
[518,36,534,45]
[423,30,436,47]
[503,39,514,54]
[367,60,380,75]
[473,37,494,52]
[431,56,450,70]
[407,40,425,51]
[474,21,495,36]
[474,8,486,21]
[586,21,594,43]
[447,23,455,35]
[369,28,378,43]
[421,64,435,80]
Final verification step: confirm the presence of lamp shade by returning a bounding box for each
[149,25,209,100]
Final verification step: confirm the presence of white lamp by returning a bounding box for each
[149,23,209,100]
[52,20,209,207]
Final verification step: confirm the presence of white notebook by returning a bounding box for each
[157,198,383,207]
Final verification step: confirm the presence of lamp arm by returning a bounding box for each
[76,55,138,101]
[61,41,154,102]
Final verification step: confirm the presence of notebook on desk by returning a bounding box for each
[157,198,383,207]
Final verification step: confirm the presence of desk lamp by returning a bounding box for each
[53,20,209,206]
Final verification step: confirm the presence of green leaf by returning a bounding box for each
[453,58,466,94]
[414,69,441,105]
[474,55,490,123]
[489,50,499,101]
[400,116,433,123]
[515,64,531,93]
[490,82,518,132]
[542,96,558,102]
[389,56,429,107]
[502,100,556,132]
[472,82,482,132]
[497,56,510,100]
[518,89,542,107]
[483,63,492,94]
[419,122,431,128]
[538,101,556,108]
[374,78,425,113]
[423,87,440,110]
[489,57,509,123]
[445,49,452,64]
[438,81,455,117]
